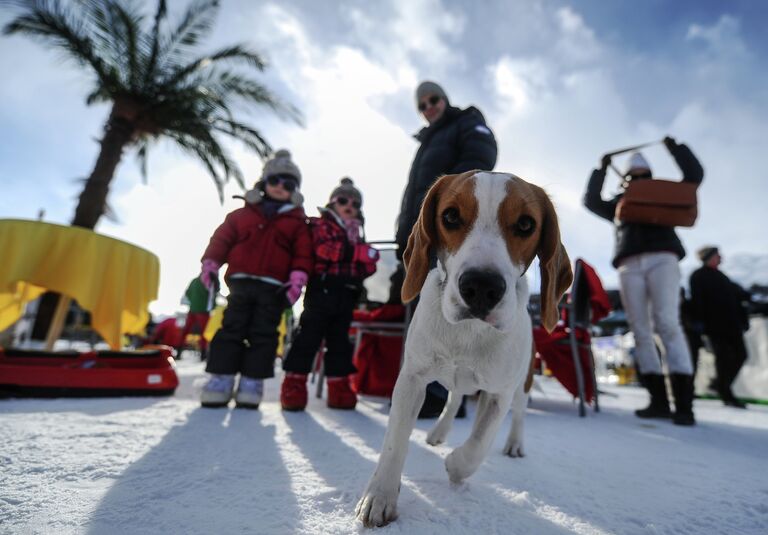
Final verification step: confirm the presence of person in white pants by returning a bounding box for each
[619,252,693,375]
[583,136,704,426]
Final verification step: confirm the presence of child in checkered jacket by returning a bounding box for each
[280,178,379,411]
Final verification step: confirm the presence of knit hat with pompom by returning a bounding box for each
[243,149,303,206]
[329,177,363,206]
[261,149,302,185]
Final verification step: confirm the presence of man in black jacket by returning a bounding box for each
[394,81,497,418]
[395,81,498,255]
[584,136,703,426]
[690,246,751,408]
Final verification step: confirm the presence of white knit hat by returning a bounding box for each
[625,152,652,176]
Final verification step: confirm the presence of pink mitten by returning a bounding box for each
[345,218,362,244]
[286,270,308,305]
[353,244,379,264]
[199,259,221,290]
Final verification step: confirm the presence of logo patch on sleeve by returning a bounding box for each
[474,125,491,135]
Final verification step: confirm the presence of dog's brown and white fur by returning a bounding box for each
[356,171,572,527]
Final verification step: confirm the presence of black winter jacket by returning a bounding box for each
[583,142,704,267]
[690,266,751,336]
[395,105,497,253]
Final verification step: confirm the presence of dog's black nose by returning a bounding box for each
[458,269,506,317]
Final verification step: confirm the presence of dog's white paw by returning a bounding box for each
[502,438,525,458]
[445,447,473,483]
[355,486,399,528]
[426,425,448,446]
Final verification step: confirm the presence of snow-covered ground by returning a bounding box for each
[2,358,767,535]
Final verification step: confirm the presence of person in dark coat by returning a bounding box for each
[584,136,704,426]
[395,81,498,255]
[679,287,704,375]
[690,246,751,408]
[394,81,498,418]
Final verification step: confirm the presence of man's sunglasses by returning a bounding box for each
[334,196,361,209]
[418,95,441,112]
[266,174,298,192]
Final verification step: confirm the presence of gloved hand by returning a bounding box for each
[353,243,380,264]
[200,259,220,290]
[663,136,677,150]
[600,154,612,171]
[345,218,362,244]
[286,270,308,305]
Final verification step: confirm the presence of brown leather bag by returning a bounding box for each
[615,179,698,227]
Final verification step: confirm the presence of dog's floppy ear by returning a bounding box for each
[401,175,449,303]
[533,186,573,332]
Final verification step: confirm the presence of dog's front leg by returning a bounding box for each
[426,389,463,446]
[356,369,427,528]
[445,390,513,483]
[502,379,529,457]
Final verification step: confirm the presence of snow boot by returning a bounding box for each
[201,374,235,408]
[671,373,696,426]
[327,376,357,410]
[723,398,747,409]
[280,373,308,411]
[235,376,264,409]
[635,374,672,419]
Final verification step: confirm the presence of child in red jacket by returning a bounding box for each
[199,150,313,409]
[280,178,379,410]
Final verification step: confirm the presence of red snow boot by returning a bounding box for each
[327,376,357,410]
[280,373,308,411]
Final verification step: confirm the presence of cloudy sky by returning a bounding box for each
[1,0,767,315]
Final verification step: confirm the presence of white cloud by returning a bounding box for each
[554,6,603,64]
[349,0,466,72]
[686,14,748,57]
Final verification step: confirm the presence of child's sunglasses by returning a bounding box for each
[266,174,298,192]
[418,95,441,112]
[334,196,361,209]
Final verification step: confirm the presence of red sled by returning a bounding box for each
[0,346,179,398]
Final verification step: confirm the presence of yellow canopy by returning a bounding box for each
[0,219,159,349]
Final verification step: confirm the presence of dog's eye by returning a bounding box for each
[441,208,463,230]
[513,215,536,237]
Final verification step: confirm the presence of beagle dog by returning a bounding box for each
[356,170,572,527]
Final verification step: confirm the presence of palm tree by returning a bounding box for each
[4,0,301,229]
[4,0,300,341]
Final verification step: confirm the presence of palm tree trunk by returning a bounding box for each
[31,109,135,342]
[72,110,135,229]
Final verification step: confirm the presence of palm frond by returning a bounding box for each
[157,0,218,70]
[213,118,271,160]
[143,0,167,85]
[168,130,244,201]
[77,0,146,90]
[197,70,303,125]
[135,138,149,183]
[3,0,120,90]
[85,85,111,105]
[161,44,266,89]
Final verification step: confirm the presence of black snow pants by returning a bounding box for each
[283,276,360,378]
[206,279,288,379]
